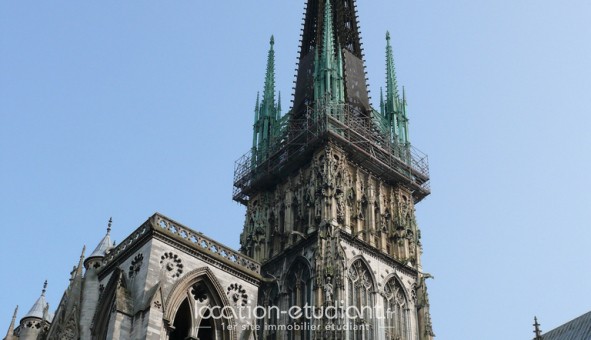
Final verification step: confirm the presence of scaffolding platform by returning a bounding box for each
[233,103,430,204]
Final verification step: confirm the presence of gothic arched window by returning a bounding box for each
[348,260,374,340]
[261,284,280,340]
[170,298,192,340]
[166,275,233,340]
[286,261,312,340]
[383,278,409,340]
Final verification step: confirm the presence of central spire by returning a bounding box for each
[314,0,344,107]
[293,0,369,115]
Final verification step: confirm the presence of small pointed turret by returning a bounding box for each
[84,218,114,269]
[383,32,411,145]
[18,282,51,340]
[251,92,260,152]
[23,281,48,320]
[4,305,18,340]
[399,86,409,144]
[252,36,280,164]
[20,281,50,324]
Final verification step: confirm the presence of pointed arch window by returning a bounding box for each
[383,278,409,340]
[167,277,233,340]
[348,260,374,340]
[170,298,192,340]
[286,261,312,340]
[260,284,280,340]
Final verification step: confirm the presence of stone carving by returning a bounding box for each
[324,276,334,303]
[128,253,144,278]
[59,319,77,340]
[227,283,248,307]
[240,145,424,267]
[384,279,406,307]
[191,282,208,303]
[349,261,372,290]
[160,252,183,278]
[410,283,418,303]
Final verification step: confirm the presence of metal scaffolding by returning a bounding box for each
[233,102,430,204]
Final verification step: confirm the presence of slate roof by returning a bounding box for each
[88,232,113,259]
[542,311,591,340]
[23,294,47,320]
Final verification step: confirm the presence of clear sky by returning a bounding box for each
[1,1,590,339]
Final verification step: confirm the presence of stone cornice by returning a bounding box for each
[99,213,262,285]
[339,229,419,279]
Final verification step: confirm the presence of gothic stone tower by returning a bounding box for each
[234,1,435,339]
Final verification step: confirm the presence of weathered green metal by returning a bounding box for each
[400,86,409,144]
[251,36,280,165]
[276,91,282,121]
[235,3,430,205]
[313,0,345,110]
[380,87,385,115]
[262,35,276,121]
[384,31,410,145]
[385,31,400,112]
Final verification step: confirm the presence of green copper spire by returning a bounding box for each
[252,36,279,165]
[322,0,335,71]
[314,0,344,108]
[383,31,410,145]
[262,35,276,118]
[385,31,400,113]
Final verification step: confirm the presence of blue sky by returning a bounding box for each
[1,1,590,339]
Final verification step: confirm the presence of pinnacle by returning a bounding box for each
[41,280,47,296]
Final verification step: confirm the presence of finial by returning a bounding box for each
[533,316,542,339]
[107,217,112,234]
[80,245,86,259]
[41,280,48,296]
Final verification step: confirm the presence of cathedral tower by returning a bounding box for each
[234,0,434,339]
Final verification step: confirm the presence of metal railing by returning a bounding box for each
[233,103,430,203]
